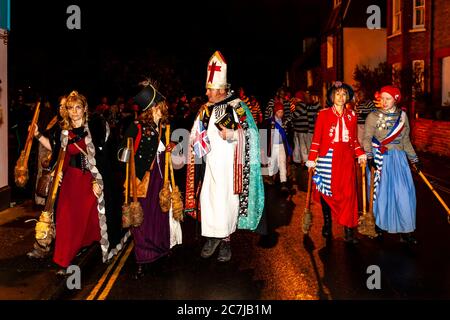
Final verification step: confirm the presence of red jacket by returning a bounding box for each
[308,107,364,161]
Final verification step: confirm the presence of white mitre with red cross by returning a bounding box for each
[206,51,228,89]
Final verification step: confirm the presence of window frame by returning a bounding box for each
[413,0,425,29]
[392,0,402,35]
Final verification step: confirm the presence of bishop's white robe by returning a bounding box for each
[200,107,240,238]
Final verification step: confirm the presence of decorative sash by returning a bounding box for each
[234,125,244,194]
[273,119,293,156]
[371,111,405,199]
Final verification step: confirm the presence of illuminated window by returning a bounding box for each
[392,0,402,34]
[327,36,333,69]
[413,0,425,29]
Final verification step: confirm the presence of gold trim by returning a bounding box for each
[206,83,228,90]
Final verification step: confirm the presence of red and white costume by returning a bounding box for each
[308,106,365,228]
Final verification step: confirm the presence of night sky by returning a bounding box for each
[8,0,326,106]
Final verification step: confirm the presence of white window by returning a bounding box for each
[334,0,342,8]
[412,60,425,97]
[392,0,402,34]
[413,0,425,29]
[327,36,334,69]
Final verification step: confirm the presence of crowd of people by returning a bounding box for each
[9,51,421,279]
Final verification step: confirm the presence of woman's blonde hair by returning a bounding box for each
[60,91,88,130]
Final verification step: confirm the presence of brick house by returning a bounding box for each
[387,0,450,117]
[386,0,450,157]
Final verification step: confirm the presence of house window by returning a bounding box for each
[413,0,425,29]
[412,60,425,98]
[334,0,342,8]
[327,36,334,69]
[392,0,402,34]
[392,63,402,88]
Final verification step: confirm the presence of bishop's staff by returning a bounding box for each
[15,101,41,187]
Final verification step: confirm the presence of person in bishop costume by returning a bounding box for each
[306,82,367,243]
[185,51,264,262]
[363,85,420,245]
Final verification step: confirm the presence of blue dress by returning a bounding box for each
[364,109,418,233]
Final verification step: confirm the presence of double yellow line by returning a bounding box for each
[86,241,134,300]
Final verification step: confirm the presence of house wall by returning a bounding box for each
[343,28,387,88]
[412,118,450,157]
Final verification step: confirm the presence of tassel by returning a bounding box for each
[130,201,144,227]
[159,181,172,212]
[122,203,132,228]
[169,149,184,221]
[35,211,55,248]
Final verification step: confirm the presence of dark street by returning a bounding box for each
[1,154,449,300]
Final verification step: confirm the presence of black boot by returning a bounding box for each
[375,225,384,239]
[400,233,418,245]
[320,197,332,239]
[344,227,359,244]
[133,264,145,280]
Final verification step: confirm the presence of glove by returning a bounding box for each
[368,158,377,171]
[305,160,316,169]
[412,161,422,174]
[358,154,367,165]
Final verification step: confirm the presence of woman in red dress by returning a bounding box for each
[34,91,129,273]
[306,82,367,243]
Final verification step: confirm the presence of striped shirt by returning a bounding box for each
[307,102,321,133]
[356,100,375,124]
[241,94,262,124]
[292,102,309,133]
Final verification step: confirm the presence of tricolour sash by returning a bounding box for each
[371,111,406,199]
